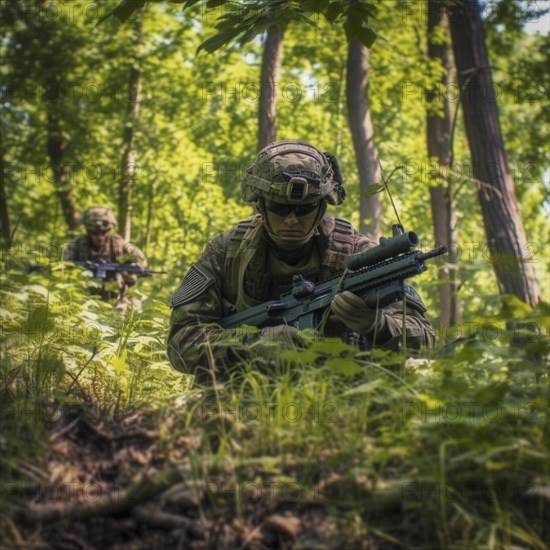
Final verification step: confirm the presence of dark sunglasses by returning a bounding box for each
[265,200,319,217]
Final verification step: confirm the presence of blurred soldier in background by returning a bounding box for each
[64,206,147,311]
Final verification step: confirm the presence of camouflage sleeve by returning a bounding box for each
[120,241,147,267]
[367,287,436,350]
[167,235,244,383]
[352,229,436,350]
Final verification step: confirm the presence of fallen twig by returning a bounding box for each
[16,466,183,525]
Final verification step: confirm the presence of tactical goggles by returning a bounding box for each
[265,200,320,217]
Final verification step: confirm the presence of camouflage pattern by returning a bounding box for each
[64,233,146,303]
[82,207,117,232]
[63,233,145,265]
[168,212,435,382]
[241,140,345,206]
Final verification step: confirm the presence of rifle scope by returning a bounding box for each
[345,231,419,271]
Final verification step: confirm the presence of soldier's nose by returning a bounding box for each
[284,211,299,225]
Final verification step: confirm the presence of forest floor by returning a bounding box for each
[2,281,548,549]
[4,401,407,550]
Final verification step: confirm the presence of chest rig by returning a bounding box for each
[223,214,356,312]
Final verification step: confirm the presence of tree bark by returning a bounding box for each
[346,37,381,240]
[448,0,540,307]
[258,26,284,151]
[426,0,462,330]
[46,107,79,230]
[26,9,81,231]
[118,17,143,241]
[0,147,12,245]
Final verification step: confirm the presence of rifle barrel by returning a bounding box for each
[418,246,447,262]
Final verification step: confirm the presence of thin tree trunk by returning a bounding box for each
[26,10,81,231]
[46,108,79,230]
[427,0,462,331]
[346,37,381,240]
[258,26,284,151]
[0,147,12,245]
[118,17,143,241]
[144,177,155,251]
[448,0,540,306]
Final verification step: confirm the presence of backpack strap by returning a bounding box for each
[224,215,263,307]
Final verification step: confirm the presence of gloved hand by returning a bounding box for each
[331,291,384,334]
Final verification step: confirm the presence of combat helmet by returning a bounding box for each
[83,207,117,232]
[241,140,346,206]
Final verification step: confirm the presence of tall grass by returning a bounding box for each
[1,260,548,548]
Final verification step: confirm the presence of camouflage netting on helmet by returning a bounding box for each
[241,140,345,205]
[83,207,117,232]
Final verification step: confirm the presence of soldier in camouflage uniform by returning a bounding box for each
[64,207,147,309]
[168,140,435,382]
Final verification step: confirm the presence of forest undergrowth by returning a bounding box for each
[1,263,549,549]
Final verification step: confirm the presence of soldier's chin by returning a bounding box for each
[269,233,311,249]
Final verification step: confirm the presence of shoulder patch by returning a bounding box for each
[171,263,216,308]
[403,284,427,313]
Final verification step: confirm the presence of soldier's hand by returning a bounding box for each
[121,263,139,286]
[122,273,138,285]
[331,291,383,334]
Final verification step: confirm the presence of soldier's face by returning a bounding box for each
[89,229,110,248]
[265,201,321,245]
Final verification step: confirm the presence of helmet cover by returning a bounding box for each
[241,140,345,205]
[83,207,117,232]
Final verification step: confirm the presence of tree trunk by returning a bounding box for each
[426,0,462,331]
[448,0,540,307]
[258,26,284,151]
[346,37,381,240]
[118,17,143,241]
[0,148,12,245]
[46,107,79,230]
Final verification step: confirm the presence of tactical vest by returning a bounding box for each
[223,214,356,312]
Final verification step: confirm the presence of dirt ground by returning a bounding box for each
[3,405,398,550]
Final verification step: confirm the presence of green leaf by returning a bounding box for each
[473,382,509,405]
[110,353,128,374]
[197,28,244,54]
[96,0,147,25]
[22,305,54,337]
[310,339,355,356]
[325,2,342,22]
[325,357,363,376]
[52,388,84,405]
[343,379,383,395]
[499,294,533,319]
[206,0,228,8]
[363,184,385,197]
[356,26,377,48]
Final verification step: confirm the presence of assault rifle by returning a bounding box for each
[74,261,165,279]
[219,225,447,330]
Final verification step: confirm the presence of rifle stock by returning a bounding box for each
[219,232,447,331]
